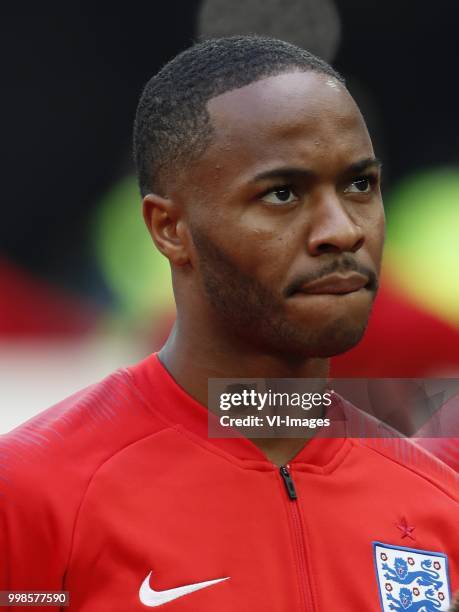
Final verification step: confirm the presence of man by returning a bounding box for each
[1,36,458,611]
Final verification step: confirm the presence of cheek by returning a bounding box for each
[363,206,385,266]
[222,218,295,285]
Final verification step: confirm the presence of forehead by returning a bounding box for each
[203,71,373,174]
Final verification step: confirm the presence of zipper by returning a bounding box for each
[280,465,297,500]
[279,464,314,611]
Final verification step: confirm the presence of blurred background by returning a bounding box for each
[1,0,459,432]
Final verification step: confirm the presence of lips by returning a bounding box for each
[296,272,369,296]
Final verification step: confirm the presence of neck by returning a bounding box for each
[158,320,329,466]
[160,321,329,401]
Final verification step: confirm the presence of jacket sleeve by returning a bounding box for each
[0,431,74,590]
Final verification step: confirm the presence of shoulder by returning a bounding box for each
[0,365,167,505]
[337,395,459,504]
[358,436,458,493]
[413,392,459,473]
[0,361,169,586]
[353,434,459,505]
[0,366,162,495]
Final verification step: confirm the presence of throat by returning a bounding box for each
[248,436,312,467]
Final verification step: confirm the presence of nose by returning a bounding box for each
[306,189,365,256]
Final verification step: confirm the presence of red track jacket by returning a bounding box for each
[1,354,459,611]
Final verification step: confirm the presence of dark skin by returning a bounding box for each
[143,71,385,466]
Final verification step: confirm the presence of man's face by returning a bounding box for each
[178,70,385,358]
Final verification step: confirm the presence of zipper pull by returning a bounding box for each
[280,465,297,500]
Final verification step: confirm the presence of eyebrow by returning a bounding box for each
[250,157,382,183]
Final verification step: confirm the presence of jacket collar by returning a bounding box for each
[129,352,351,471]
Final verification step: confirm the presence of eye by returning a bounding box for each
[344,176,373,194]
[261,186,297,205]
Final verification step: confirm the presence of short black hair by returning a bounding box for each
[133,35,344,197]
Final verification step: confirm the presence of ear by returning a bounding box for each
[143,193,190,266]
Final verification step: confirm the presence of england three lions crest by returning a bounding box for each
[373,542,451,611]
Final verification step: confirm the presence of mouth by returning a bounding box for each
[293,272,370,296]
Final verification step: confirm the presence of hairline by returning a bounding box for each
[160,68,346,197]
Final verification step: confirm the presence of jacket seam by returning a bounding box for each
[63,423,176,584]
[352,439,459,505]
[124,367,277,472]
[125,367,350,474]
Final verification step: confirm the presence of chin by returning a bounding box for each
[310,315,370,358]
[273,312,371,359]
[282,289,374,350]
[252,293,375,359]
[310,330,367,358]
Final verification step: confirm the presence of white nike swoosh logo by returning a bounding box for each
[139,571,230,607]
